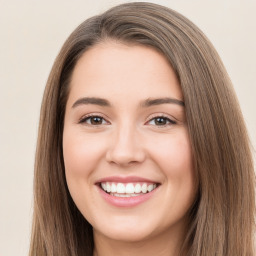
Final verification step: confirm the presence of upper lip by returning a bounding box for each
[95,176,160,184]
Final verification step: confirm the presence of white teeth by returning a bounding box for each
[111,183,117,193]
[100,182,158,196]
[147,184,154,192]
[141,183,147,193]
[116,183,126,193]
[106,182,111,193]
[101,183,106,191]
[125,183,135,193]
[134,184,141,193]
[110,193,142,197]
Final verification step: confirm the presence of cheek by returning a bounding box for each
[63,130,106,181]
[148,130,193,177]
[148,130,195,205]
[63,129,109,211]
[168,138,193,178]
[62,130,107,218]
[154,131,196,213]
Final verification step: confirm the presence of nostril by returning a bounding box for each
[105,148,146,166]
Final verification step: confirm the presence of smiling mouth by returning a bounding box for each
[99,182,160,197]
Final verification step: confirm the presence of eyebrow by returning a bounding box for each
[72,97,111,108]
[72,96,185,108]
[140,97,185,107]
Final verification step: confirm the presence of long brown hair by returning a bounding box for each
[29,2,255,255]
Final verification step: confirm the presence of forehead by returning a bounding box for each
[67,41,182,106]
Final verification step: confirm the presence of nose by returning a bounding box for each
[105,124,146,166]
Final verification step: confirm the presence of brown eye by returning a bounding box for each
[79,116,108,125]
[148,116,176,126]
[90,116,103,125]
[155,117,168,125]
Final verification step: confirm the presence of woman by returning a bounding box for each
[29,2,255,256]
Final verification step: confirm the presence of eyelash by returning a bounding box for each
[79,114,177,128]
[79,114,109,126]
[146,114,176,126]
[78,114,176,127]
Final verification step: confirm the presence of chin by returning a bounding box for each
[92,215,157,242]
[95,227,153,243]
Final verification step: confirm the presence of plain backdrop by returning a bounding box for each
[0,0,255,255]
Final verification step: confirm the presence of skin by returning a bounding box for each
[63,41,196,256]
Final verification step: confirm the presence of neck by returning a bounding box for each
[93,223,187,256]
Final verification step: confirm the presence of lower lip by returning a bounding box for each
[97,186,159,207]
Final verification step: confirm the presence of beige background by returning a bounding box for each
[0,0,255,255]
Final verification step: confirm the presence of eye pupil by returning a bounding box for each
[91,117,103,125]
[155,117,167,125]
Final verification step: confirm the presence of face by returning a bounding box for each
[63,42,195,244]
